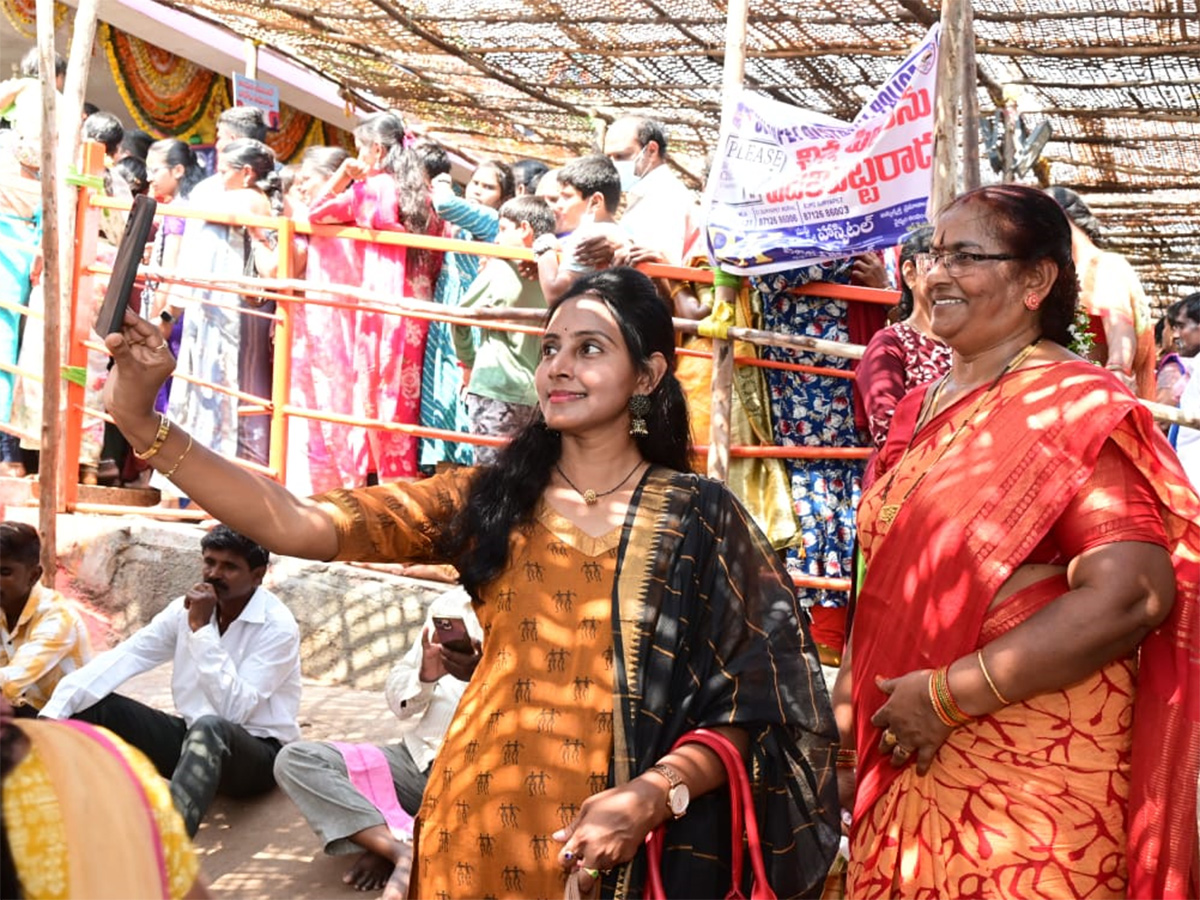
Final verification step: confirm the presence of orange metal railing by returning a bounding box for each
[39,151,906,594]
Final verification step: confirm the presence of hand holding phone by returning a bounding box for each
[432,616,473,654]
[95,194,158,337]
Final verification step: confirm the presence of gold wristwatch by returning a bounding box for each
[648,762,690,819]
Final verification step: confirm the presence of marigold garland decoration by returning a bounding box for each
[100,22,228,142]
[1,0,68,40]
[97,23,355,163]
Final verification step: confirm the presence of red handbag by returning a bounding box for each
[643,728,777,900]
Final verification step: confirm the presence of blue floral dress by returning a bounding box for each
[751,260,862,610]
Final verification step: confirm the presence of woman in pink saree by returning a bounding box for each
[308,113,442,482]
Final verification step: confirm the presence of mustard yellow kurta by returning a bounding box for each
[413,501,618,900]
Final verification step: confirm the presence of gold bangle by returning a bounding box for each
[977,650,1011,705]
[669,281,690,300]
[132,415,170,461]
[161,432,193,479]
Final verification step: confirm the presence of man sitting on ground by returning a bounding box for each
[0,522,93,717]
[41,525,301,837]
[274,587,482,896]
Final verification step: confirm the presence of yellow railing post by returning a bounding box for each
[268,214,295,485]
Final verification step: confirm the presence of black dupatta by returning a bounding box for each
[605,469,840,900]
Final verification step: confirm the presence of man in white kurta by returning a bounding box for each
[42,525,301,836]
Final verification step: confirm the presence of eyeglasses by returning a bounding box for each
[914,251,1022,277]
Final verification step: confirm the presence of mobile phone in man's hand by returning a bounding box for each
[432,616,473,654]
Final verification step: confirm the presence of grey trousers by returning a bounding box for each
[273,739,429,856]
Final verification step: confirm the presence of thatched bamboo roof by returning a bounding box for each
[159,0,1200,307]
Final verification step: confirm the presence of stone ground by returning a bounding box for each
[123,667,405,900]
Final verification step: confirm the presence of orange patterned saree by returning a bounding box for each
[849,361,1199,899]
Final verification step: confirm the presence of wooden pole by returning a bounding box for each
[959,3,980,191]
[930,0,967,213]
[707,0,748,482]
[35,0,61,584]
[245,38,258,78]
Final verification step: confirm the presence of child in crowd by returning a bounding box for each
[536,155,629,301]
[452,196,555,465]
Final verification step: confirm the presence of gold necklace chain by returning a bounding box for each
[877,340,1040,528]
[555,459,645,506]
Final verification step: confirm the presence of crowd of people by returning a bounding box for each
[2,71,1199,899]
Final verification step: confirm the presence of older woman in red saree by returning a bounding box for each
[836,185,1199,900]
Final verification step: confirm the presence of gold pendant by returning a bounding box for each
[878,504,899,525]
[583,489,598,506]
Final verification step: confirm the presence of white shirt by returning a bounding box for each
[619,164,702,266]
[384,588,481,771]
[42,586,302,743]
[1175,355,1200,489]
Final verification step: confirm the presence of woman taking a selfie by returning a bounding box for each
[103,267,839,899]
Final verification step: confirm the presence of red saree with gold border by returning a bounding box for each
[848,361,1199,899]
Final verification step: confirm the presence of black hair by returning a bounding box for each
[112,156,149,196]
[498,195,555,236]
[200,524,269,570]
[0,522,39,566]
[410,139,452,180]
[83,111,124,156]
[279,163,297,195]
[146,138,205,200]
[82,101,100,118]
[1154,316,1166,346]
[118,129,154,162]
[557,155,621,215]
[510,158,550,194]
[940,184,1078,348]
[474,159,515,205]
[896,224,933,320]
[1173,292,1200,326]
[1046,186,1102,243]
[438,267,691,600]
[220,138,283,213]
[217,106,268,143]
[20,46,65,79]
[352,116,434,240]
[634,118,668,158]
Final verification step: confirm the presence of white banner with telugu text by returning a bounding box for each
[702,24,941,275]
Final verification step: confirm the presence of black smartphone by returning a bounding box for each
[432,616,473,653]
[95,194,158,336]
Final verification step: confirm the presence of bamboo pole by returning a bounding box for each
[35,0,61,584]
[56,0,99,504]
[707,0,748,483]
[959,3,981,191]
[930,0,966,213]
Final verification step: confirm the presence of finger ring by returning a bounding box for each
[562,850,575,862]
[881,729,898,749]
[153,343,170,353]
[584,867,600,879]
[893,744,913,759]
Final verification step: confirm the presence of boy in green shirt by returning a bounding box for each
[452,196,555,465]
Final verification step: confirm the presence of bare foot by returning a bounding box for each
[343,851,394,892]
[382,847,412,900]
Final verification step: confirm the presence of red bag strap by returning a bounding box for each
[642,728,777,900]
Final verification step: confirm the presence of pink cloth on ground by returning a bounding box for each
[331,741,414,840]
